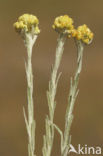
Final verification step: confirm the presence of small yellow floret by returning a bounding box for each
[74,24,94,44]
[71,29,77,37]
[13,21,28,32]
[14,14,40,34]
[18,14,39,26]
[34,26,40,34]
[53,15,74,35]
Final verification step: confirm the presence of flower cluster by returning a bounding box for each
[52,15,74,36]
[53,15,94,44]
[74,24,94,44]
[14,14,40,35]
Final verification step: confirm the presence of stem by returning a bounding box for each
[23,33,37,156]
[42,34,67,156]
[62,40,84,156]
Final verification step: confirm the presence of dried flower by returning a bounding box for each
[52,15,74,36]
[14,14,40,35]
[73,24,94,44]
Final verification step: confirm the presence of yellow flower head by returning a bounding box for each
[14,14,40,34]
[52,15,74,36]
[74,24,94,44]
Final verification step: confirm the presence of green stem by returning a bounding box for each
[62,40,84,156]
[23,34,37,156]
[42,34,67,156]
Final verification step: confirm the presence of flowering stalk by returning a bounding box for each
[62,40,84,156]
[24,33,37,156]
[42,34,66,156]
[42,15,74,156]
[14,14,40,156]
[62,25,94,156]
